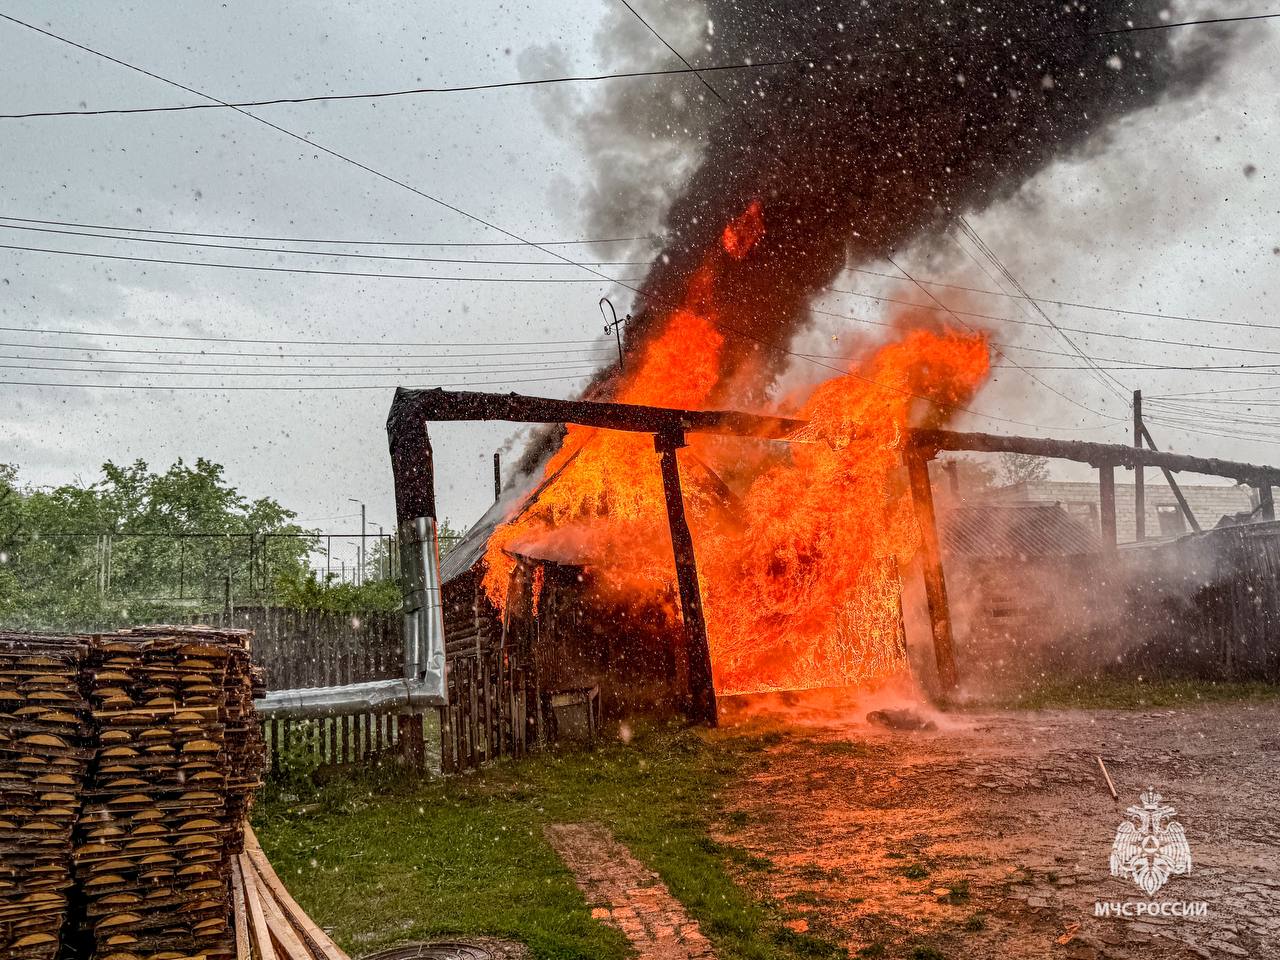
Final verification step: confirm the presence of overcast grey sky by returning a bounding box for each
[2,2,1278,568]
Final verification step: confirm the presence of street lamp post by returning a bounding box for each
[348,498,366,586]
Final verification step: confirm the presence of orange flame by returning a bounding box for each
[481,202,990,695]
[721,199,765,259]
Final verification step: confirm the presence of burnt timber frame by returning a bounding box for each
[387,388,805,728]
[908,429,1280,692]
[388,387,1280,711]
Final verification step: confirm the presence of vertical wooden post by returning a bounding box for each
[1259,484,1275,522]
[655,429,718,727]
[1099,463,1117,553]
[905,451,958,692]
[1133,390,1145,542]
[493,451,502,501]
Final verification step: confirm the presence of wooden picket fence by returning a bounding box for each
[192,606,429,774]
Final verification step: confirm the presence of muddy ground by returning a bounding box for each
[716,698,1280,960]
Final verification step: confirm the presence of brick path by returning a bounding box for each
[545,823,716,960]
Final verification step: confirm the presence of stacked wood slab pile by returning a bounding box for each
[0,634,92,959]
[0,626,291,960]
[75,626,266,960]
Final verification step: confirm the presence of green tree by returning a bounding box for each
[0,459,314,631]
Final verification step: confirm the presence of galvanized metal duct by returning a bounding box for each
[253,515,447,719]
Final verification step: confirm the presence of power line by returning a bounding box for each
[0,13,646,301]
[0,372,595,392]
[0,12,1155,433]
[954,218,1131,405]
[0,221,650,265]
[1149,385,1280,399]
[0,214,656,248]
[0,325,603,348]
[616,0,725,103]
[835,265,1280,334]
[2,10,1275,120]
[2,209,1259,335]
[822,284,1280,359]
[0,241,645,284]
[885,250,1121,423]
[0,339,614,360]
[0,358,605,378]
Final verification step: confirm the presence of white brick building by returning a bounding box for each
[988,479,1258,543]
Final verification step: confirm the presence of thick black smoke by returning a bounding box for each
[515,1,1243,475]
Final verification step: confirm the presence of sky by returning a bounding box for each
[2,2,1279,570]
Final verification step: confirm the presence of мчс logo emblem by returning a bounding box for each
[1109,788,1192,895]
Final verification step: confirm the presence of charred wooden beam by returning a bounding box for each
[910,429,1280,486]
[1099,464,1117,552]
[655,428,718,727]
[905,451,958,692]
[392,387,805,439]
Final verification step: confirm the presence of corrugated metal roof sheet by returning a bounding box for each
[942,502,1100,559]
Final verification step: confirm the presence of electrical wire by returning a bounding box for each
[1,10,1205,433]
[0,358,605,378]
[885,250,1121,423]
[821,285,1280,359]
[0,372,595,392]
[0,241,645,284]
[0,340,615,360]
[616,0,725,103]
[4,213,1265,336]
[954,217,1131,404]
[0,325,603,348]
[0,221,649,266]
[0,214,656,247]
[2,10,1275,119]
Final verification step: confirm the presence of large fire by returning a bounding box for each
[482,203,990,695]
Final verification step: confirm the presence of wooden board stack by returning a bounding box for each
[0,634,92,960]
[229,825,350,960]
[74,626,267,960]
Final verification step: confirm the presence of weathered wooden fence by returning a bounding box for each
[193,606,428,773]
[439,567,536,772]
[439,650,531,773]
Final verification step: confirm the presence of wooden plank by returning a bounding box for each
[258,880,314,960]
[244,825,350,960]
[231,856,253,960]
[239,852,280,960]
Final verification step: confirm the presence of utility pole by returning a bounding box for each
[1134,389,1145,542]
[348,498,366,586]
[599,297,626,373]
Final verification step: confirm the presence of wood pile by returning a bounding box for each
[1,626,353,960]
[0,634,92,959]
[229,825,349,960]
[73,626,266,960]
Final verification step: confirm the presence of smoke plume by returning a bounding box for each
[523,1,1245,418]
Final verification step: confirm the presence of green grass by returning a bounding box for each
[979,677,1280,711]
[253,722,847,960]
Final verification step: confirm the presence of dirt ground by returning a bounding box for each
[716,696,1280,960]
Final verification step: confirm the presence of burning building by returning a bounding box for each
[427,2,1250,747]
